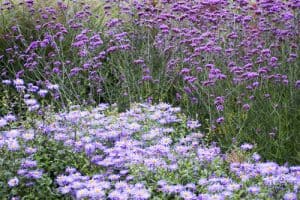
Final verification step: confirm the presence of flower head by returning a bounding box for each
[8,177,19,187]
[283,192,297,200]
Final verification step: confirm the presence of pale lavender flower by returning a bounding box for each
[25,147,37,154]
[227,183,241,191]
[4,114,16,122]
[2,80,12,85]
[242,104,250,111]
[76,188,89,199]
[90,187,105,199]
[8,177,19,187]
[13,78,24,85]
[24,99,38,106]
[0,118,8,128]
[240,143,253,151]
[131,188,151,199]
[7,139,20,151]
[283,192,297,200]
[21,159,37,168]
[187,120,201,129]
[207,183,225,193]
[109,190,128,200]
[180,190,196,200]
[22,132,35,141]
[27,170,43,179]
[38,89,48,97]
[47,83,59,90]
[59,185,71,194]
[6,129,21,138]
[247,186,260,195]
[252,152,261,162]
[216,117,224,124]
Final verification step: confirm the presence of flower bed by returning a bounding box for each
[1,103,299,199]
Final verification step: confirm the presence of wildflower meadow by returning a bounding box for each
[0,0,299,199]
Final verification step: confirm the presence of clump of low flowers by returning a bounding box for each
[0,103,299,199]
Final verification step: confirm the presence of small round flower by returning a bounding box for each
[227,183,241,191]
[242,104,250,111]
[27,170,43,179]
[66,167,77,174]
[59,185,71,194]
[25,147,37,154]
[7,139,20,151]
[13,78,24,85]
[2,80,12,85]
[131,188,151,199]
[8,177,19,187]
[4,114,16,122]
[17,169,27,176]
[108,174,120,181]
[108,190,128,200]
[76,188,89,199]
[28,104,40,112]
[295,80,300,89]
[252,152,261,162]
[185,183,196,191]
[216,117,224,124]
[187,120,201,129]
[24,99,38,106]
[198,178,208,185]
[90,187,105,199]
[21,159,37,168]
[115,181,129,191]
[6,129,21,138]
[180,190,196,200]
[240,143,253,151]
[216,105,224,111]
[283,192,297,200]
[22,132,35,141]
[84,143,96,155]
[47,84,59,90]
[38,89,48,97]
[247,186,260,195]
[257,162,278,175]
[159,137,172,146]
[207,183,224,193]
[0,118,8,128]
[157,180,168,187]
[24,94,30,99]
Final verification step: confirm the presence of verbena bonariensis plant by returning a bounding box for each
[0,0,299,163]
[0,103,299,199]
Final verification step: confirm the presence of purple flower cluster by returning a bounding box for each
[0,128,44,191]
[56,169,150,200]
[117,0,299,124]
[1,102,299,199]
[1,78,59,113]
[0,0,298,111]
[0,113,16,128]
